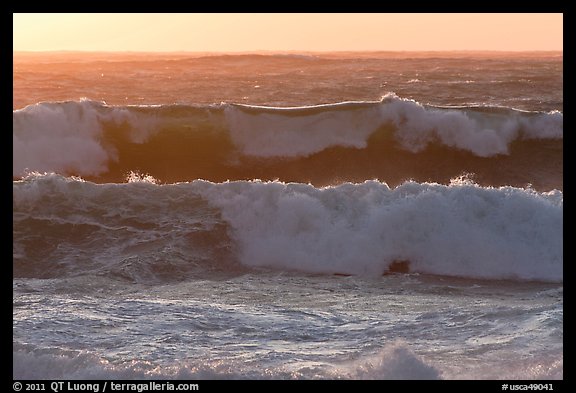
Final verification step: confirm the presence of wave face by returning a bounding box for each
[13,95,563,190]
[13,174,563,283]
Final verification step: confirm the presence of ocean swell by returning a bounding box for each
[13,175,563,283]
[13,95,563,189]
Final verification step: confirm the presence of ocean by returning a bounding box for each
[13,51,562,380]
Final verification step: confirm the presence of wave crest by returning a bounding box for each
[13,96,562,188]
[14,175,563,283]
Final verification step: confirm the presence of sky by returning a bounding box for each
[13,13,563,52]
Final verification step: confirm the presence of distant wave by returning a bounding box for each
[13,174,563,283]
[13,95,563,189]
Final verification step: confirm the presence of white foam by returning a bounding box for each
[13,101,111,176]
[381,96,515,156]
[12,100,161,177]
[224,103,381,157]
[224,94,563,158]
[520,110,563,139]
[346,342,441,380]
[382,97,563,156]
[197,180,563,282]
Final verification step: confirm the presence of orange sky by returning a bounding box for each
[13,13,563,52]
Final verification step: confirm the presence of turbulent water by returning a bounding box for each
[13,52,563,380]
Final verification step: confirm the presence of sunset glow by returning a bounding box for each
[13,13,562,52]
